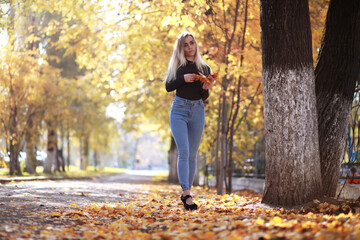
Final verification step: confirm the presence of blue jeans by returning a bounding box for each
[170,96,205,190]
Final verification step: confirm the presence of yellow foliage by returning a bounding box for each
[0,0,330,173]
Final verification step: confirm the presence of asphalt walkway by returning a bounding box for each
[0,170,167,238]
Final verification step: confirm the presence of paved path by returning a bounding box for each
[0,170,167,237]
[0,170,162,207]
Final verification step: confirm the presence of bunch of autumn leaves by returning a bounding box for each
[195,72,218,84]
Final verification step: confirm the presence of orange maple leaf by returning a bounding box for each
[195,72,218,84]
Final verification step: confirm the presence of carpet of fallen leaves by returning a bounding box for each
[2,183,360,240]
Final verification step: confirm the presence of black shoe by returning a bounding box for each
[180,194,198,210]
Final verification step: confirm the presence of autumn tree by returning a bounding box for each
[0,39,58,175]
[41,11,80,173]
[0,0,122,175]
[21,2,48,174]
[260,0,323,205]
[315,0,360,197]
[0,0,60,175]
[32,0,120,172]
[199,0,263,194]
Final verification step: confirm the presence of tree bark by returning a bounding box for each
[218,90,227,195]
[94,150,98,171]
[315,0,360,197]
[9,140,21,176]
[9,92,21,176]
[56,148,65,172]
[215,94,222,192]
[80,134,89,170]
[66,126,71,171]
[25,117,37,174]
[168,136,178,183]
[58,124,65,172]
[44,127,57,174]
[260,0,323,206]
[54,147,60,172]
[193,153,200,186]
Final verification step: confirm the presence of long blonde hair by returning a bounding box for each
[164,32,208,83]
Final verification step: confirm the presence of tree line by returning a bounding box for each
[0,0,119,175]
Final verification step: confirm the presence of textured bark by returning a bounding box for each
[315,0,360,197]
[168,136,178,183]
[260,0,323,206]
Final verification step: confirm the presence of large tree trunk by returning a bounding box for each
[168,136,178,183]
[315,0,360,197]
[260,0,323,206]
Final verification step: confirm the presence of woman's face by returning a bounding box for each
[183,35,196,60]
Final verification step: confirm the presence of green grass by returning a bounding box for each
[0,166,127,178]
[152,170,169,182]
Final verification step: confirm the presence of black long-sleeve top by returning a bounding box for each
[165,60,211,101]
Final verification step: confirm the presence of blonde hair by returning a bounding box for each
[164,31,208,83]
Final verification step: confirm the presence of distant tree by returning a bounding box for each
[167,137,178,183]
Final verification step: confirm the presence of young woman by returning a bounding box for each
[164,32,215,210]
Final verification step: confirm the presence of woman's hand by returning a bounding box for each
[184,74,196,83]
[202,75,216,90]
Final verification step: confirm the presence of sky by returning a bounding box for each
[105,102,125,124]
[0,31,8,48]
